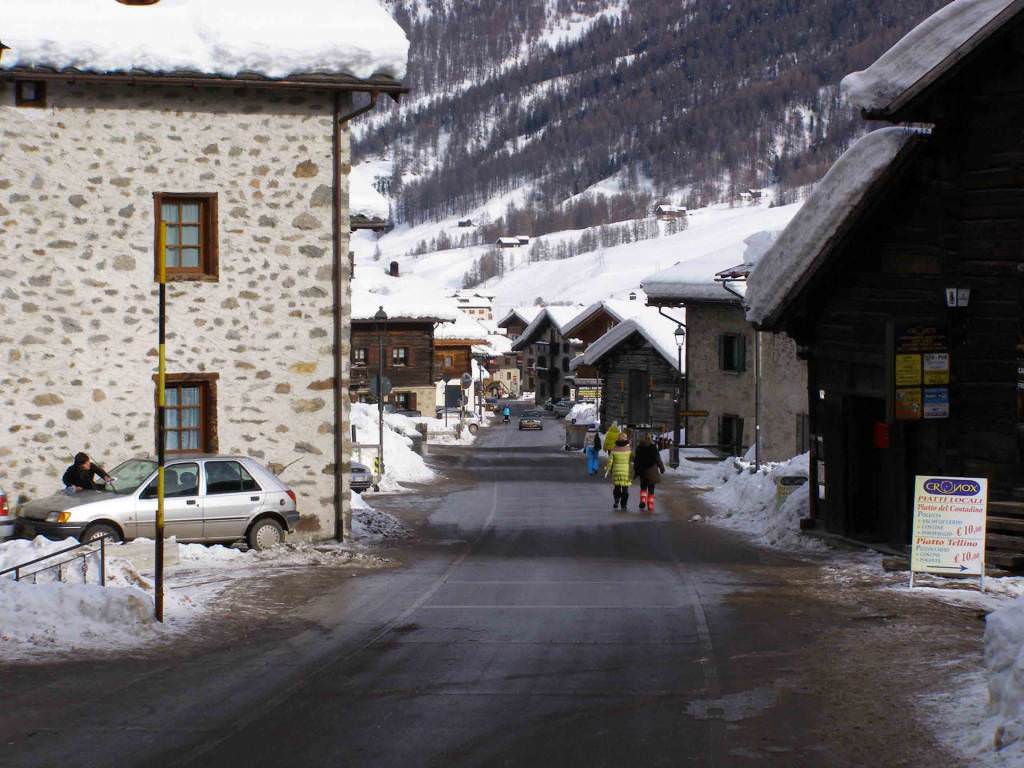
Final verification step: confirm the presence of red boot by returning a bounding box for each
[647,494,655,514]
[639,490,648,510]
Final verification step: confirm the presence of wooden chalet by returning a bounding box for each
[351,313,446,414]
[510,306,585,403]
[746,0,1024,565]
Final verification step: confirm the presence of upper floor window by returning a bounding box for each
[443,354,454,368]
[719,333,747,373]
[155,193,219,281]
[392,347,409,366]
[353,348,368,367]
[15,80,46,108]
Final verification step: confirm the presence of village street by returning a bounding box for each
[2,406,985,768]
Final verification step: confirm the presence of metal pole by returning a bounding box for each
[99,535,106,587]
[671,345,681,469]
[754,329,761,470]
[377,329,385,481]
[155,221,167,623]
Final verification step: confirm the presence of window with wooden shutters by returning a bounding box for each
[154,373,219,454]
[353,348,368,367]
[154,193,219,280]
[392,347,409,366]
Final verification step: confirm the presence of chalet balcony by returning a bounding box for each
[350,366,369,388]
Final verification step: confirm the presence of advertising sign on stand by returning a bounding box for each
[910,475,988,589]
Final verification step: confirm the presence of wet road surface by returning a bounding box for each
[2,405,970,767]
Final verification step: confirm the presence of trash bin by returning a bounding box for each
[564,423,594,451]
[775,475,808,509]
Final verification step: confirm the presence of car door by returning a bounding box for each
[201,460,264,541]
[134,463,203,540]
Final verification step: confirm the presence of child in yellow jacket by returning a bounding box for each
[605,432,632,510]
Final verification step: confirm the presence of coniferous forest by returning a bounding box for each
[357,0,947,229]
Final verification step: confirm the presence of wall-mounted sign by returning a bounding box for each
[894,321,949,421]
[910,475,987,586]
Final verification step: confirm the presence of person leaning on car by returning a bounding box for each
[62,452,112,493]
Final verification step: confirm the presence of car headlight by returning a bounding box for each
[45,511,72,524]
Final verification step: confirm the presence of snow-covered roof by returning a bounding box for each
[496,237,523,246]
[841,0,1022,116]
[435,313,490,342]
[746,128,926,327]
[496,307,540,328]
[576,309,685,373]
[510,305,586,350]
[352,273,458,323]
[656,204,688,213]
[0,0,409,83]
[642,230,778,303]
[561,296,651,338]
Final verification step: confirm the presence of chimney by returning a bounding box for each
[389,261,400,277]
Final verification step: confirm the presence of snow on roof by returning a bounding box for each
[510,305,586,350]
[656,204,688,213]
[0,0,409,82]
[350,163,391,221]
[642,230,778,303]
[577,308,685,372]
[561,296,651,338]
[841,0,1021,115]
[352,272,458,323]
[496,306,540,328]
[435,312,490,342]
[745,128,924,327]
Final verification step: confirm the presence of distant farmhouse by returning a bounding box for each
[655,204,688,220]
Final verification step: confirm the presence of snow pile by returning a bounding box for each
[746,128,923,326]
[985,597,1024,752]
[1,0,409,81]
[841,0,1018,112]
[351,491,411,541]
[352,271,460,322]
[567,402,598,425]
[351,403,435,489]
[682,454,820,550]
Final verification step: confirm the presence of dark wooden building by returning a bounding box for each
[575,316,683,432]
[351,318,440,414]
[747,3,1024,564]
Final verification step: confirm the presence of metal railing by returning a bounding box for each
[0,535,109,586]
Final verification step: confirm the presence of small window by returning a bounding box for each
[392,347,408,366]
[443,354,454,368]
[156,374,218,454]
[205,460,261,495]
[15,80,46,108]
[142,463,199,499]
[353,348,368,367]
[719,334,747,373]
[562,357,570,373]
[154,193,219,281]
[394,392,416,410]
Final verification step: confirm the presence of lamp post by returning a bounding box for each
[671,325,686,469]
[374,305,387,482]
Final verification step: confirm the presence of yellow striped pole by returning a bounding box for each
[155,221,167,622]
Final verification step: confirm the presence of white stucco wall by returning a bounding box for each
[0,79,351,538]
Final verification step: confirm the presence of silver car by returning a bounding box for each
[16,456,299,550]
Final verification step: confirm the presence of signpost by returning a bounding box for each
[679,410,710,418]
[910,475,988,589]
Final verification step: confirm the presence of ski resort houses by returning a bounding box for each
[746,0,1024,563]
[511,306,586,403]
[0,0,409,538]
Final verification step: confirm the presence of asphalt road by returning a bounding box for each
[3,404,969,767]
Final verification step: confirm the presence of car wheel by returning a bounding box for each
[247,517,284,551]
[468,423,479,435]
[80,523,122,544]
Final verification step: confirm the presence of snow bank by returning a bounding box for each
[682,454,820,550]
[351,403,435,489]
[985,597,1024,752]
[351,491,411,542]
[1,0,409,81]
[746,128,922,326]
[841,0,1018,113]
[567,402,598,425]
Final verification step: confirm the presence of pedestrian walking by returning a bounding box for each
[585,429,601,475]
[604,431,632,510]
[633,434,666,513]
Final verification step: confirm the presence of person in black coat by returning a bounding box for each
[633,435,666,513]
[62,452,112,493]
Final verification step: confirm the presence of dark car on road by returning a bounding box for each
[518,410,545,431]
[351,461,374,494]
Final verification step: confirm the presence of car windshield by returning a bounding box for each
[105,459,158,495]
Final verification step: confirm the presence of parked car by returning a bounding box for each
[435,405,463,418]
[350,461,373,494]
[0,488,14,542]
[552,398,575,418]
[16,456,298,550]
[519,410,545,431]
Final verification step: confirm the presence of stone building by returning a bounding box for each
[0,0,408,540]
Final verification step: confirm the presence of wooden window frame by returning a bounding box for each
[14,80,46,108]
[353,348,368,367]
[394,392,416,411]
[151,372,219,455]
[719,333,747,373]
[153,193,219,282]
[392,347,409,367]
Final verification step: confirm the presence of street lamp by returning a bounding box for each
[374,305,388,482]
[671,325,686,469]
